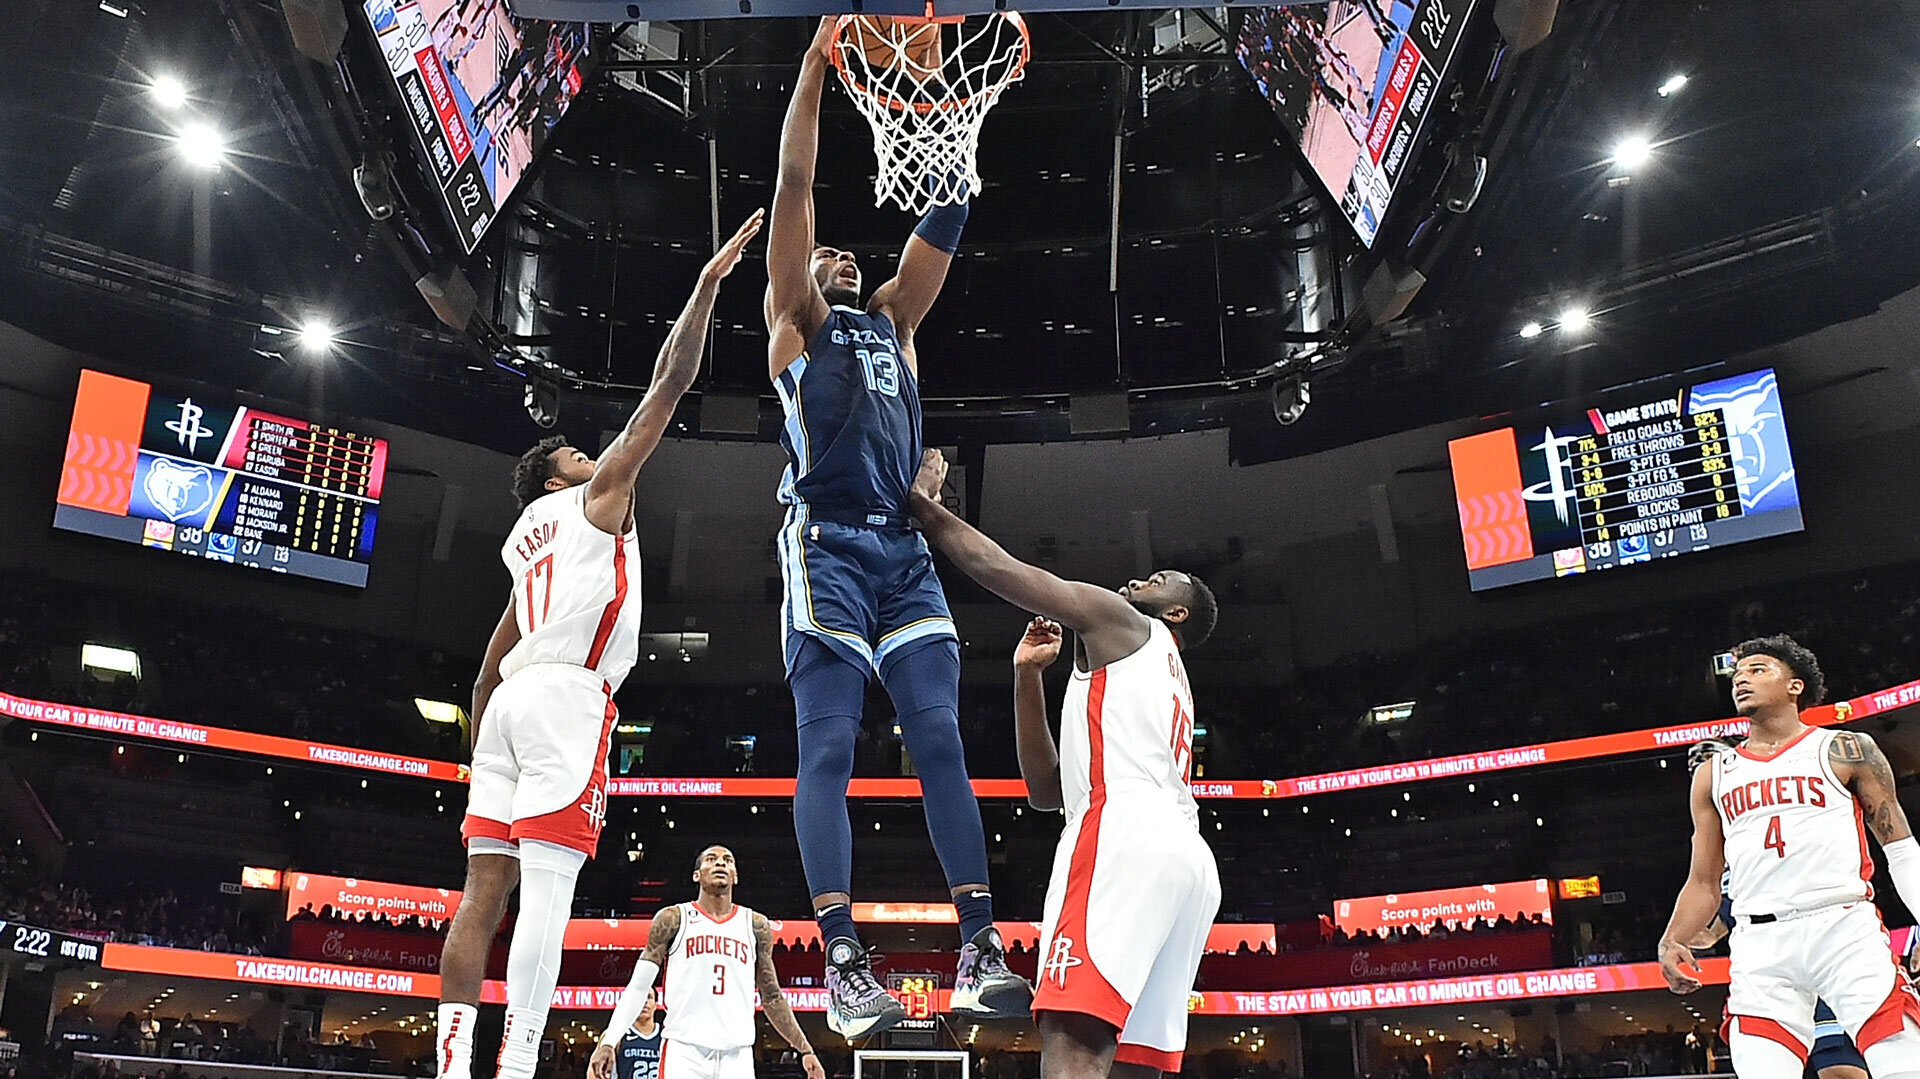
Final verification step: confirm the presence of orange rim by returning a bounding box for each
[830,11,1030,116]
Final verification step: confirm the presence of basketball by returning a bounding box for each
[842,16,945,79]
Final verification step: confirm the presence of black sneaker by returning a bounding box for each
[950,926,1033,1018]
[824,937,908,1040]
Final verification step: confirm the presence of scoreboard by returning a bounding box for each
[1449,368,1804,591]
[54,369,387,588]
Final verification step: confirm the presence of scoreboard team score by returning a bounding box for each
[54,369,388,588]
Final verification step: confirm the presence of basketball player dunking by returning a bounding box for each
[433,211,764,1079]
[1660,637,1920,1079]
[907,450,1222,1079]
[764,19,1030,1037]
[591,847,825,1079]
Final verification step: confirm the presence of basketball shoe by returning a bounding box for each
[950,926,1033,1018]
[824,937,907,1039]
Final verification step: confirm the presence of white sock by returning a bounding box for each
[435,1003,477,1079]
[495,839,585,1079]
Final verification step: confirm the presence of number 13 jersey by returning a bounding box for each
[1711,727,1872,917]
[498,486,643,692]
[663,903,758,1051]
[774,306,921,522]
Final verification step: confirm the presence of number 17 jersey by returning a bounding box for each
[498,486,643,692]
[1710,727,1872,917]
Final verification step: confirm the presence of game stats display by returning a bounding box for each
[1448,368,1805,591]
[55,369,388,588]
[362,0,592,252]
[1236,0,1478,247]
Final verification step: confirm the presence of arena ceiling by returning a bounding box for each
[0,0,1916,460]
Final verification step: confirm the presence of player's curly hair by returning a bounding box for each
[1178,574,1219,651]
[512,435,571,511]
[1733,634,1826,707]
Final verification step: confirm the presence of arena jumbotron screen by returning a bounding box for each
[360,0,592,252]
[53,369,388,588]
[1236,0,1478,247]
[1448,368,1805,592]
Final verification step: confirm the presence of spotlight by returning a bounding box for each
[415,699,466,725]
[177,123,227,168]
[82,643,142,677]
[298,319,335,352]
[151,74,189,110]
[1656,73,1688,97]
[1518,321,1543,339]
[1559,306,1592,332]
[1611,135,1653,170]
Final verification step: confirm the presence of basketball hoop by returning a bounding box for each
[829,8,1030,215]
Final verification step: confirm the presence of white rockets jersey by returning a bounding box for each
[1711,727,1872,917]
[662,902,758,1051]
[1059,618,1201,827]
[498,486,643,691]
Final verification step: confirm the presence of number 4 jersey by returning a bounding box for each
[1711,727,1873,917]
[498,485,643,693]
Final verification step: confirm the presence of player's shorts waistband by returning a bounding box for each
[793,505,913,531]
[501,663,613,690]
[1739,899,1860,925]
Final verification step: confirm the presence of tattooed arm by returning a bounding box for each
[1831,730,1920,912]
[595,906,681,1062]
[754,914,824,1079]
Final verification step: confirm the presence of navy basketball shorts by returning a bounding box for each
[776,506,957,675]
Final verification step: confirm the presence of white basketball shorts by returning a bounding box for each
[461,663,617,857]
[658,1040,753,1079]
[1725,901,1920,1060]
[1032,795,1221,1072]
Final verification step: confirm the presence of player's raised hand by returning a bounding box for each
[1658,939,1703,994]
[703,209,766,283]
[811,16,839,63]
[801,1053,826,1079]
[1014,617,1063,672]
[910,448,949,503]
[587,1043,617,1079]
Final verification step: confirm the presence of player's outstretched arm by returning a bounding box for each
[752,914,824,1079]
[1012,618,1065,812]
[583,210,764,534]
[869,202,966,371]
[764,20,838,379]
[1657,765,1725,994]
[1831,730,1920,906]
[471,597,521,734]
[907,450,1145,648]
[592,906,682,1073]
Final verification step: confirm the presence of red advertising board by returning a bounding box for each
[287,921,448,974]
[1200,931,1556,990]
[286,873,460,922]
[12,677,1920,800]
[1334,879,1553,935]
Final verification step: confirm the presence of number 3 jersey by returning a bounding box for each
[663,903,758,1051]
[1710,727,1873,917]
[774,306,922,522]
[498,486,643,692]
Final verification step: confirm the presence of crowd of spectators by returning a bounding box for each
[0,857,267,955]
[1328,912,1550,949]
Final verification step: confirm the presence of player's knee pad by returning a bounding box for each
[1729,1030,1812,1079]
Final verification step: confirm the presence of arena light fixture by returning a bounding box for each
[1559,306,1592,332]
[177,123,227,168]
[82,643,142,677]
[299,318,336,352]
[414,699,466,725]
[1611,134,1653,170]
[1657,73,1688,97]
[151,74,189,109]
[1518,321,1543,339]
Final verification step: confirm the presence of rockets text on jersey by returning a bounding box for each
[662,903,758,1051]
[1058,618,1200,827]
[497,486,643,691]
[1712,727,1873,918]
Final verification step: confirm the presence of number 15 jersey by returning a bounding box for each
[1710,727,1872,917]
[498,486,643,692]
[1060,619,1201,829]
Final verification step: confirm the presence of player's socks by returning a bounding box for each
[791,637,866,901]
[816,902,859,947]
[882,638,992,901]
[495,840,585,1079]
[495,1008,543,1079]
[952,889,993,944]
[435,1002,476,1079]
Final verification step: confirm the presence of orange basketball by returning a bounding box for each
[844,16,944,77]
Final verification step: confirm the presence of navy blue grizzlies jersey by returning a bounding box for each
[614,1027,662,1079]
[774,306,922,523]
[773,305,956,674]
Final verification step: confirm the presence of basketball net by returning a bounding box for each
[830,10,1030,215]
